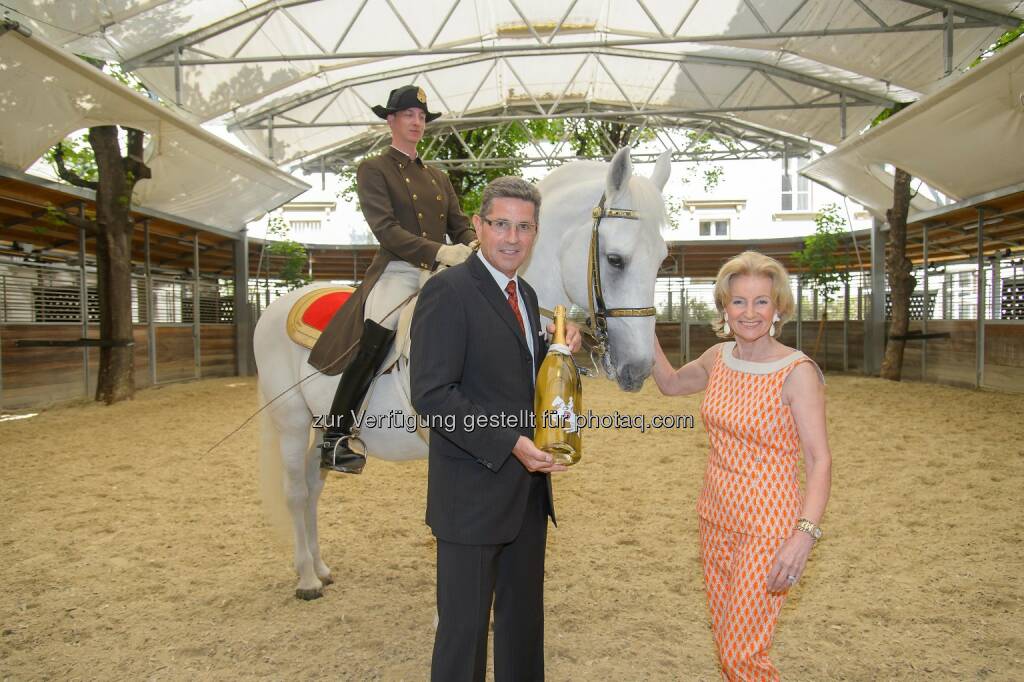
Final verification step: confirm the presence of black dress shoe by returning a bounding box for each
[320,434,366,474]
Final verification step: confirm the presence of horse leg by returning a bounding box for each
[279,427,325,600]
[304,436,332,586]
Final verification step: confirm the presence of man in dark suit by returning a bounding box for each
[411,176,581,681]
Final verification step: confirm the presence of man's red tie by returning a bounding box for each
[505,280,525,336]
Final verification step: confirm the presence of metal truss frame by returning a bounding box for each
[299,112,824,175]
[109,0,1021,167]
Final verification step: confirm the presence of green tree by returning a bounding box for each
[969,20,1023,68]
[261,215,311,291]
[44,57,152,404]
[792,203,850,364]
[340,119,726,219]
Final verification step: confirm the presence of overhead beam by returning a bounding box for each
[895,0,1021,27]
[122,0,322,70]
[230,46,897,129]
[142,21,1000,69]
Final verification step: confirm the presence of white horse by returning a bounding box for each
[253,147,670,599]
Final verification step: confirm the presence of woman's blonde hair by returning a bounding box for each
[711,251,795,339]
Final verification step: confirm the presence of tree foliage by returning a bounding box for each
[340,119,726,218]
[262,215,311,291]
[969,20,1023,68]
[792,203,850,303]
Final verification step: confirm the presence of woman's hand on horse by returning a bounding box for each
[436,243,474,266]
[548,322,583,353]
[512,435,568,473]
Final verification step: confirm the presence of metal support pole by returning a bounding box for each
[680,280,689,364]
[144,219,157,386]
[840,93,847,140]
[922,225,929,380]
[867,216,886,375]
[233,228,253,376]
[976,208,985,388]
[796,276,803,351]
[79,220,89,397]
[194,233,201,379]
[945,272,952,320]
[267,115,275,161]
[174,47,182,105]
[991,254,1000,320]
[843,276,849,372]
[943,8,954,77]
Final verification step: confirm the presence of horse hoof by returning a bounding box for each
[295,587,323,601]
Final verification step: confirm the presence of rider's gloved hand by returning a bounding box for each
[435,243,474,267]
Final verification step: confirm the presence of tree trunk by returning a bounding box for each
[880,168,916,381]
[88,126,150,403]
[812,309,828,359]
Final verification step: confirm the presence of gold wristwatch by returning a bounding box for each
[795,518,822,542]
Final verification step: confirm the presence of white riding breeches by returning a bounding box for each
[364,260,424,330]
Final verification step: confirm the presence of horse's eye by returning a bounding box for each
[606,253,625,269]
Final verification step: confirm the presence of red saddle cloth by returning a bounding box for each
[286,287,354,348]
[301,290,352,332]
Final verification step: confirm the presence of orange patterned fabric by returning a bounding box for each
[697,344,813,539]
[700,518,787,681]
[696,343,820,680]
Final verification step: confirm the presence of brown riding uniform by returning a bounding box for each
[308,147,476,374]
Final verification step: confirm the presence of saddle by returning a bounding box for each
[285,287,355,349]
[286,285,417,373]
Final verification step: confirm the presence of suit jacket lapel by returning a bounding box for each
[469,255,531,354]
[520,282,545,375]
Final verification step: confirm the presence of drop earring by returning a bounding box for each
[722,315,731,336]
[769,312,780,337]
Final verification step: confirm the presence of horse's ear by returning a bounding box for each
[606,146,632,197]
[650,150,671,192]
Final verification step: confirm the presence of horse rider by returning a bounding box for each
[307,85,477,475]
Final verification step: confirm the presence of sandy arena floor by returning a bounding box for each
[1,373,1022,680]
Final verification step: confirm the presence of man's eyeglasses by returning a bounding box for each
[481,217,537,235]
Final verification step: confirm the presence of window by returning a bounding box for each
[699,219,729,237]
[289,219,322,233]
[781,158,811,211]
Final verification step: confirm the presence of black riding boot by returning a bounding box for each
[320,319,396,474]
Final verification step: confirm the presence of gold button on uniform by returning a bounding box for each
[436,194,442,201]
[422,231,427,236]
[405,177,410,183]
[417,212,423,218]
[440,213,445,219]
[412,193,418,200]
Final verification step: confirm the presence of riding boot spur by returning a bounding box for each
[319,319,396,474]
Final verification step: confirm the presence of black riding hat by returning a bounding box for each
[371,85,441,122]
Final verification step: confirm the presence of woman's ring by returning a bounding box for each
[787,575,797,583]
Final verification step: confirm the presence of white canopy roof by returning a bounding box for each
[0,29,308,231]
[5,0,1021,170]
[803,33,1024,216]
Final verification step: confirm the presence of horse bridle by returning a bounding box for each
[542,192,656,371]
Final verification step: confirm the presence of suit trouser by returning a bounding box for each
[699,518,789,682]
[432,477,548,682]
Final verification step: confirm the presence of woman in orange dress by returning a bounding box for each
[653,251,832,681]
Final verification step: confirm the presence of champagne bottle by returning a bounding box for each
[534,305,583,465]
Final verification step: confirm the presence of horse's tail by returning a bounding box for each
[257,386,292,546]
